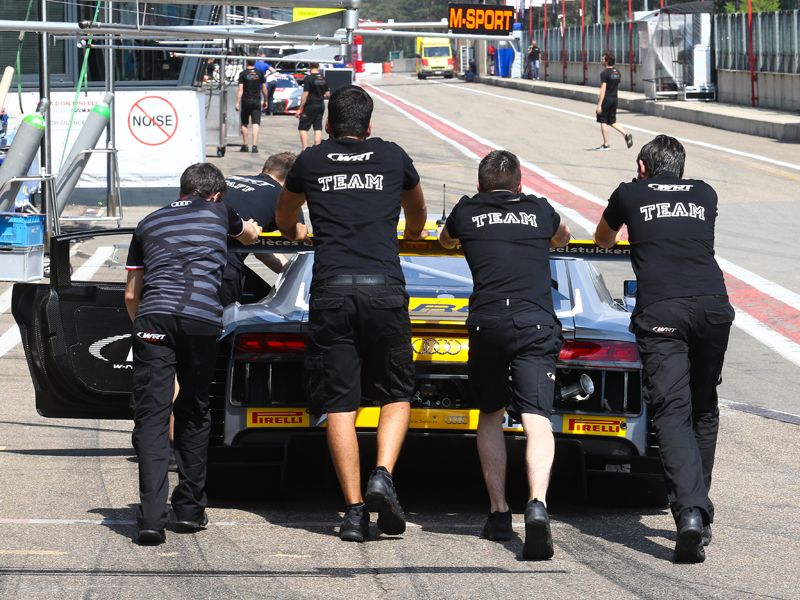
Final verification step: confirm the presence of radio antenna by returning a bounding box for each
[437,183,447,225]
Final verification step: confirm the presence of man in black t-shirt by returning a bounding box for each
[124,163,261,545]
[527,41,541,80]
[594,135,734,563]
[439,150,570,560]
[596,51,632,151]
[276,85,427,544]
[221,152,302,305]
[296,63,330,150]
[236,60,268,153]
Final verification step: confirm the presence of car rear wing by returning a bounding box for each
[246,232,631,260]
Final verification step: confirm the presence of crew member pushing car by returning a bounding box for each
[438,150,570,560]
[594,135,734,563]
[222,152,302,305]
[124,163,261,545]
[276,85,427,543]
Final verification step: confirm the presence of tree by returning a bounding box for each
[723,0,780,12]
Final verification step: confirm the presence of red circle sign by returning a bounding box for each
[127,95,179,146]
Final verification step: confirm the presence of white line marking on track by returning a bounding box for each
[432,80,800,173]
[0,549,66,556]
[0,287,12,314]
[368,82,800,368]
[0,246,114,359]
[0,517,537,529]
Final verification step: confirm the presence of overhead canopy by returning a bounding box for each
[145,0,360,6]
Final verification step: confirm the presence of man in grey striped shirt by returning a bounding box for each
[124,162,260,545]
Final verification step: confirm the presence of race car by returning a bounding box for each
[269,76,303,114]
[11,230,661,499]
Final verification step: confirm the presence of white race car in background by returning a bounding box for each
[269,75,303,114]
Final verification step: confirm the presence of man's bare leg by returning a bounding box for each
[313,129,323,146]
[611,123,628,139]
[365,401,410,536]
[327,411,362,505]
[299,130,309,150]
[241,124,248,146]
[375,401,410,472]
[477,409,509,513]
[520,412,555,559]
[251,124,260,148]
[521,413,554,502]
[600,123,610,146]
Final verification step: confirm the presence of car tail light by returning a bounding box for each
[422,59,429,67]
[447,57,454,66]
[235,333,307,354]
[559,340,639,363]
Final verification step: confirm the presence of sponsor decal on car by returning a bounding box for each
[247,408,309,428]
[562,415,627,437]
[411,337,469,363]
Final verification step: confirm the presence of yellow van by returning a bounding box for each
[415,37,454,79]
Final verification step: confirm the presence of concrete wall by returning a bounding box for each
[390,58,417,74]
[717,70,800,113]
[528,61,645,93]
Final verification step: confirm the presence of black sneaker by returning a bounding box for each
[339,504,369,542]
[174,511,209,533]
[702,524,712,547]
[596,144,611,151]
[674,508,705,563]
[136,528,166,545]
[522,499,554,560]
[240,144,249,152]
[482,510,512,541]
[251,145,259,153]
[625,133,634,148]
[365,467,406,535]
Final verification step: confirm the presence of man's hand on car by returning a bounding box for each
[403,227,428,241]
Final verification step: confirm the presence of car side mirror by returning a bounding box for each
[622,279,637,312]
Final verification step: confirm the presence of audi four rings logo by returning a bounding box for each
[412,338,463,355]
[445,415,468,424]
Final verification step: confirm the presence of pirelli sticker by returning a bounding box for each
[448,3,515,35]
[247,408,310,428]
[562,415,627,437]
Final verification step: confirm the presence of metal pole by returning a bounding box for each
[38,0,52,230]
[747,0,757,106]
[561,0,566,83]
[581,0,587,85]
[605,0,609,48]
[544,1,548,80]
[105,0,118,217]
[628,0,635,91]
[219,7,229,157]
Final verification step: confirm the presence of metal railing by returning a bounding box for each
[527,22,641,66]
[715,10,800,74]
[523,10,800,75]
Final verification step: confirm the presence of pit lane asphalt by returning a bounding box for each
[0,76,798,599]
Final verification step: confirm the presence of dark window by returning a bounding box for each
[0,0,67,79]
[79,3,205,83]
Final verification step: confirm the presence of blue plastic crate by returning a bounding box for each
[0,213,45,247]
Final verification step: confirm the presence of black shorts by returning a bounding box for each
[241,99,262,126]
[298,103,324,131]
[467,303,563,417]
[304,278,413,415]
[596,98,617,125]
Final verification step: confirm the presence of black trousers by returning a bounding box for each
[131,313,220,530]
[631,295,734,525]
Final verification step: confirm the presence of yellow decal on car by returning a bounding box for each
[247,408,309,428]
[562,415,627,437]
